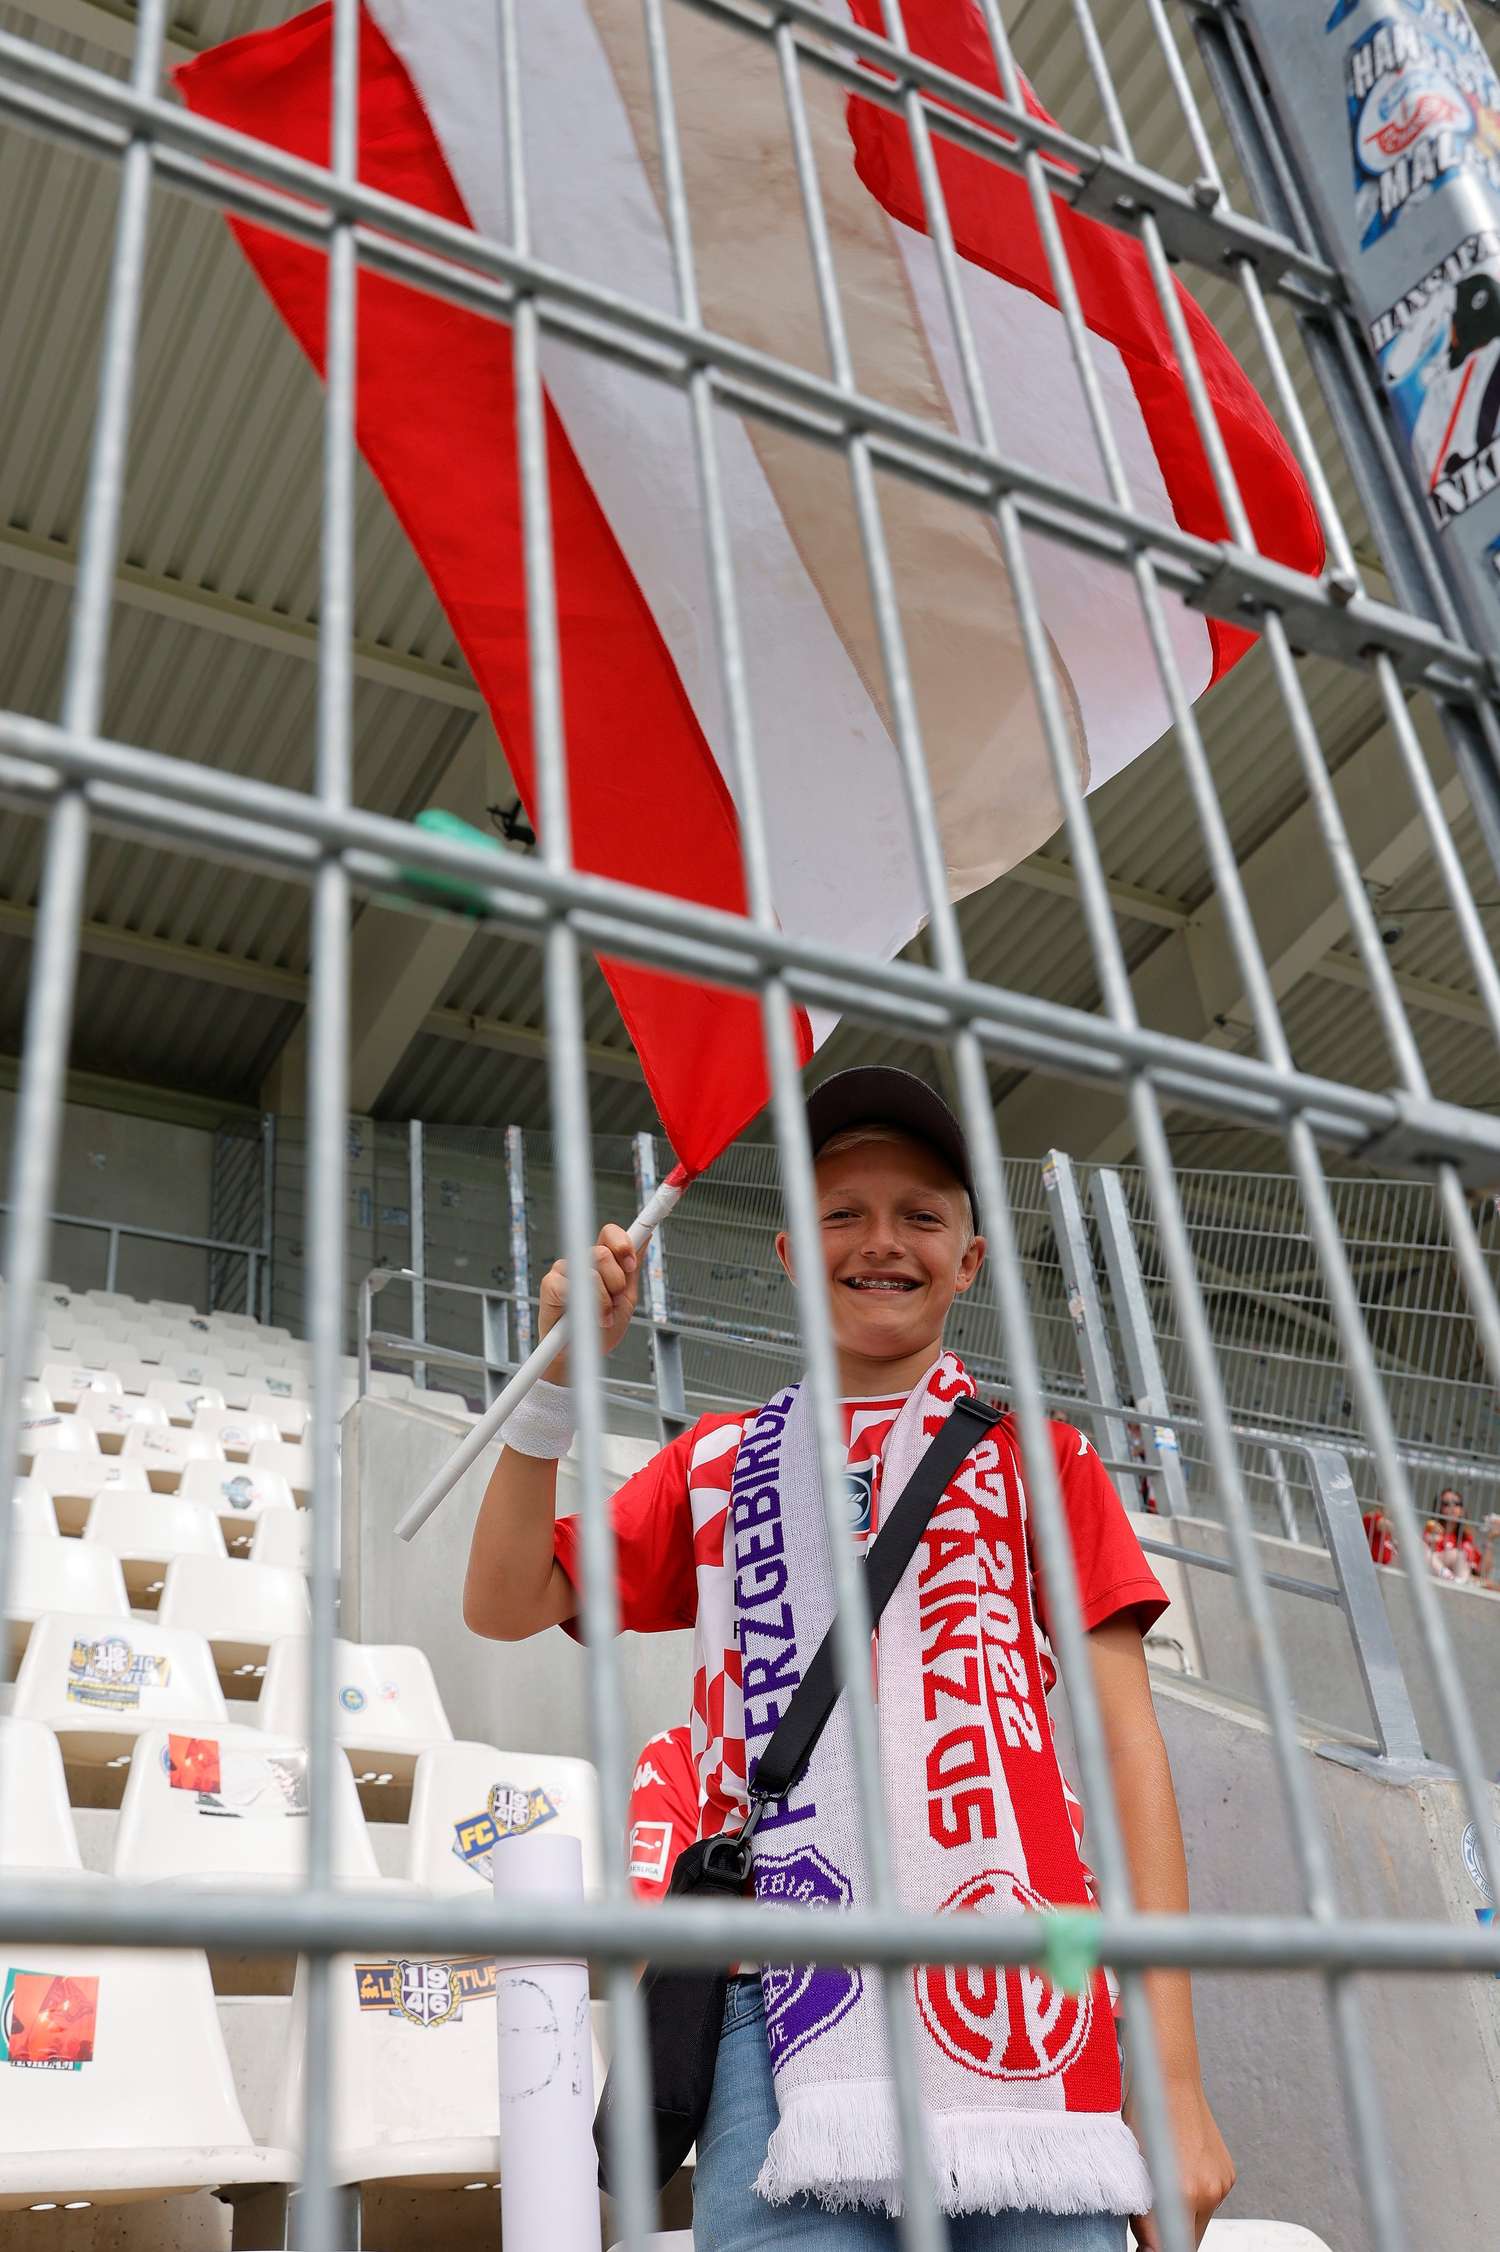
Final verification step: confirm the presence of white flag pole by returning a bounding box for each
[393,1169,686,1542]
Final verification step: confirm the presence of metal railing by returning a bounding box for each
[0,1199,267,1313]
[2,6,1500,2252]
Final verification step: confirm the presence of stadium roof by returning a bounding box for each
[3,0,1499,1173]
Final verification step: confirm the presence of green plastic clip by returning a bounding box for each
[1041,1910,1100,1997]
[394,808,505,919]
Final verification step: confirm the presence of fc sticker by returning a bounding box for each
[451,1782,560,1882]
[355,1956,497,2027]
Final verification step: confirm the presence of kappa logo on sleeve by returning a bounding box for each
[451,1781,560,1881]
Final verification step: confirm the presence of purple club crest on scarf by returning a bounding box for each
[755,1845,863,2068]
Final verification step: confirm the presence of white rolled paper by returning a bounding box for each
[493,1827,602,2252]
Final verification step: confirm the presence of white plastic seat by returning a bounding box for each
[100,1352,154,1395]
[74,1388,169,1452]
[212,1310,262,1333]
[147,1376,228,1426]
[29,1451,151,1535]
[271,1949,511,2188]
[162,1350,232,1393]
[18,1410,99,1467]
[129,1330,173,1366]
[177,1459,300,1551]
[192,1403,277,1459]
[407,1741,603,1899]
[1201,2230,1333,2250]
[256,1637,452,1796]
[0,1716,82,1870]
[12,1474,58,1538]
[0,1941,288,2208]
[13,1613,229,1770]
[249,1506,311,1572]
[66,1326,118,1370]
[249,1388,311,1442]
[202,1335,254,1377]
[254,1324,294,1349]
[113,1723,379,1885]
[121,1423,223,1492]
[158,1555,310,1681]
[148,1299,199,1320]
[39,1360,124,1409]
[83,1490,228,1602]
[248,1435,313,1503]
[7,1532,129,1638]
[84,1290,137,1314]
[17,1376,52,1415]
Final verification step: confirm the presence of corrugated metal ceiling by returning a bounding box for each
[1,0,1496,1175]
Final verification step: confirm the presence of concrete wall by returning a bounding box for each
[0,1090,217,1308]
[340,1398,687,1761]
[1163,1513,1500,1771]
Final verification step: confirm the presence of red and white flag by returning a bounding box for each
[180,2,1321,1179]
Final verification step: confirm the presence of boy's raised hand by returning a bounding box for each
[537,1223,640,1384]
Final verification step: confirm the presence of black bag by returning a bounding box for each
[594,1392,1001,2193]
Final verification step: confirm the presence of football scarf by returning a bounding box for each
[730,1351,1151,2216]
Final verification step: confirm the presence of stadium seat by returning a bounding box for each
[0,1716,82,1871]
[83,1490,228,1603]
[29,1451,151,1536]
[84,1290,136,1315]
[249,1388,312,1442]
[11,1473,58,1538]
[256,1637,452,1803]
[128,1329,173,1366]
[1202,2229,1333,2250]
[269,1948,509,2190]
[249,1435,313,1503]
[146,1376,228,1426]
[406,1741,603,1900]
[0,1941,289,2209]
[177,1459,300,1551]
[112,1723,379,1886]
[39,1360,124,1409]
[7,1533,129,1650]
[17,1376,52,1414]
[66,1326,117,1370]
[148,1298,198,1319]
[73,1388,168,1451]
[249,1506,311,1572]
[192,1403,277,1459]
[157,1555,311,1684]
[18,1409,98,1468]
[121,1422,224,1492]
[99,1352,154,1395]
[213,1311,262,1333]
[13,1613,230,1779]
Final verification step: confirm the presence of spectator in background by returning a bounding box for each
[1425,1488,1484,1582]
[625,1723,697,1901]
[1362,1505,1397,1569]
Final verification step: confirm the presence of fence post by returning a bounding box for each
[1303,1444,1430,1773]
[259,1112,276,1324]
[104,1224,120,1294]
[505,1124,532,1359]
[481,1291,512,1410]
[634,1129,688,1441]
[1265,1446,1303,1545]
[408,1119,427,1393]
[1089,1168,1193,1519]
[1042,1149,1131,1469]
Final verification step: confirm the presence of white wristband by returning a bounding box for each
[501,1378,577,1461]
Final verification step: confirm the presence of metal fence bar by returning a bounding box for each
[505,1120,533,1358]
[633,1125,687,1442]
[1041,1150,1131,1471]
[409,1117,427,1392]
[1301,1446,1428,1771]
[1090,1169,1191,1518]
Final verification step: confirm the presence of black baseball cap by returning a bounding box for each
[805,1066,979,1226]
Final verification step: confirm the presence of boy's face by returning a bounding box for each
[775,1133,985,1367]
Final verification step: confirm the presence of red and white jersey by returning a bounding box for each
[625,1724,698,1901]
[556,1391,1167,1892]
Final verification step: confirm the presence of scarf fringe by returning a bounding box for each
[756,2085,1154,2217]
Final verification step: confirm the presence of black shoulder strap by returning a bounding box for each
[744,1393,1002,1819]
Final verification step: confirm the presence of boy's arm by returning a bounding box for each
[1089,1614,1235,2249]
[462,1224,639,1642]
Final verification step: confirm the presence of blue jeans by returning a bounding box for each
[694,1978,1127,2251]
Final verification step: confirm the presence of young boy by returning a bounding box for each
[465,1068,1233,2248]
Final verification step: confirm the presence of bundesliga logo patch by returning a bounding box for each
[355,1956,497,2028]
[451,1782,559,1881]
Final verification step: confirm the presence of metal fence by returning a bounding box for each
[2,5,1500,2252]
